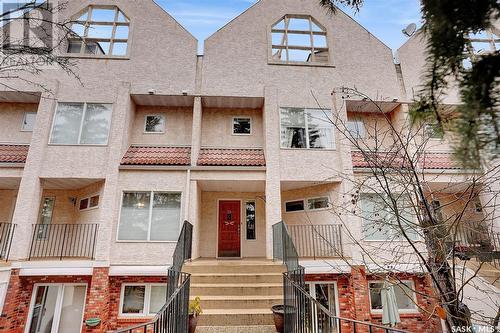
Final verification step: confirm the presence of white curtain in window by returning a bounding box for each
[118,192,151,241]
[80,104,112,144]
[150,193,181,241]
[50,103,84,144]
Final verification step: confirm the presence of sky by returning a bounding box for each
[156,0,423,54]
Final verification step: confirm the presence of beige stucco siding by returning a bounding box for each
[201,108,264,148]
[0,103,37,144]
[198,191,266,258]
[130,106,193,146]
[0,190,17,223]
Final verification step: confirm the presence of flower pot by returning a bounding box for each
[189,314,198,333]
[271,305,285,333]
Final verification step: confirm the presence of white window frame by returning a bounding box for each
[119,283,168,317]
[305,281,340,317]
[0,282,7,314]
[280,107,335,150]
[21,112,37,132]
[24,283,87,333]
[116,191,182,243]
[347,119,366,139]
[368,279,418,314]
[49,102,113,146]
[306,197,331,211]
[285,199,305,213]
[79,193,100,211]
[232,116,252,136]
[144,114,166,134]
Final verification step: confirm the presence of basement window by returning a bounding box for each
[67,5,130,57]
[369,280,417,313]
[271,15,329,64]
[120,284,167,317]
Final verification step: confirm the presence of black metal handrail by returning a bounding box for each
[113,272,191,333]
[28,223,98,260]
[112,221,193,333]
[273,221,304,285]
[0,223,15,261]
[288,224,343,259]
[284,272,410,333]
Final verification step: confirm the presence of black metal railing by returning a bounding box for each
[288,224,343,259]
[113,221,193,333]
[274,221,409,333]
[114,272,191,333]
[0,223,15,261]
[28,223,98,260]
[284,272,410,333]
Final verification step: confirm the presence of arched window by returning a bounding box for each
[67,5,130,57]
[271,15,329,64]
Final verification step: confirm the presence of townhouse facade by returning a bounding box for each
[0,0,498,332]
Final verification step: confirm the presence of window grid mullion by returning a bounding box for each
[144,284,151,315]
[284,16,289,62]
[304,110,310,149]
[147,192,154,241]
[77,103,87,144]
[309,17,315,62]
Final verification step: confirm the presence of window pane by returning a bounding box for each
[70,23,85,37]
[288,49,312,62]
[308,197,329,210]
[91,8,116,22]
[67,40,82,53]
[149,286,167,314]
[80,103,112,144]
[122,286,145,314]
[28,286,59,333]
[394,282,416,310]
[288,18,310,31]
[308,110,334,149]
[233,118,251,134]
[272,32,285,46]
[117,10,128,23]
[286,200,304,212]
[90,195,99,208]
[313,35,327,48]
[281,109,306,148]
[112,42,128,56]
[50,103,84,144]
[287,33,311,47]
[369,282,383,310]
[347,120,365,139]
[87,24,113,39]
[22,112,36,131]
[79,198,89,210]
[58,286,86,333]
[246,201,256,240]
[360,194,392,240]
[118,192,151,241]
[150,193,181,241]
[115,25,129,39]
[145,115,165,133]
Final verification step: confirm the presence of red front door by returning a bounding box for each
[218,200,241,258]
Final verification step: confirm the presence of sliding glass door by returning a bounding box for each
[26,284,87,333]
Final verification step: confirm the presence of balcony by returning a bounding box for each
[448,222,500,262]
[0,223,15,261]
[288,224,343,259]
[28,223,98,260]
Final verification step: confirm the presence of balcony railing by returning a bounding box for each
[0,223,15,261]
[29,223,99,260]
[288,224,343,259]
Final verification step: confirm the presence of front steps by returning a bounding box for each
[184,259,285,330]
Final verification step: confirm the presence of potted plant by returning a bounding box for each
[271,304,296,333]
[189,297,202,333]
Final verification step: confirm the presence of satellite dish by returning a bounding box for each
[402,23,417,37]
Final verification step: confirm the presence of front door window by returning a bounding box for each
[27,284,87,333]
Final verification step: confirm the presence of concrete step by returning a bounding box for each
[190,273,283,284]
[191,283,283,296]
[185,260,285,274]
[192,295,282,310]
[195,325,277,333]
[197,309,275,326]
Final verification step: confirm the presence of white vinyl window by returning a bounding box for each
[68,5,130,57]
[50,103,112,145]
[21,112,37,131]
[285,200,305,212]
[233,117,252,135]
[144,115,165,133]
[347,119,366,139]
[359,194,419,241]
[26,284,87,333]
[119,284,167,317]
[305,282,340,330]
[280,108,335,149]
[271,15,329,64]
[369,280,417,312]
[307,197,330,210]
[79,194,100,211]
[117,191,181,242]
[0,282,7,314]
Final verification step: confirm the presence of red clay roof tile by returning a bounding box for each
[198,148,266,167]
[352,151,461,170]
[121,146,191,166]
[0,144,29,164]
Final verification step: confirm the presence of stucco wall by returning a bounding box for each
[201,108,263,148]
[130,106,193,146]
[198,191,267,258]
[0,103,37,144]
[0,190,17,223]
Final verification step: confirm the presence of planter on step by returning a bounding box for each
[271,305,285,333]
[189,314,199,333]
